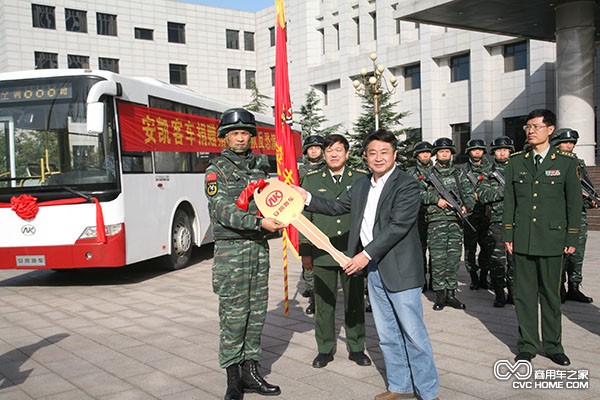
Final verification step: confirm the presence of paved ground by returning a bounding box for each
[0,233,599,400]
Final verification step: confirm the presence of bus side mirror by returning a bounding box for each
[87,102,105,134]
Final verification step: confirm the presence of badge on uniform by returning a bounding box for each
[545,170,560,177]
[206,172,218,197]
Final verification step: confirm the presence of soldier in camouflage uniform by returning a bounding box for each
[422,138,475,311]
[407,141,434,292]
[297,135,325,313]
[550,128,594,304]
[476,136,515,307]
[206,108,283,400]
[457,139,492,290]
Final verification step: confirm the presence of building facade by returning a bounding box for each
[0,0,595,163]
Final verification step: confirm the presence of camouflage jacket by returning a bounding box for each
[476,159,508,223]
[422,163,476,223]
[298,159,325,184]
[577,157,596,211]
[406,161,433,209]
[205,149,271,241]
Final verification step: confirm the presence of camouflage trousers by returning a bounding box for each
[302,268,314,291]
[212,239,270,368]
[428,220,463,291]
[562,212,588,285]
[463,213,492,273]
[417,210,430,276]
[487,223,514,290]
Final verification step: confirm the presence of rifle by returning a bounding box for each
[465,170,480,188]
[490,169,505,192]
[581,178,600,208]
[426,172,476,231]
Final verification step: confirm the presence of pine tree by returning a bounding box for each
[348,89,418,169]
[297,88,341,140]
[243,80,271,113]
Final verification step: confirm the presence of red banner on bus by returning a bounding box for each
[118,102,300,156]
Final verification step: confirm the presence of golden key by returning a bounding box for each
[254,178,350,267]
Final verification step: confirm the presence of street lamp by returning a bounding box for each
[352,52,398,130]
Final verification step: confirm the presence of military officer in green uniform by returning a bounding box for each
[206,108,283,399]
[298,135,325,313]
[407,141,434,291]
[299,134,370,368]
[502,109,582,366]
[550,128,594,303]
[458,139,492,290]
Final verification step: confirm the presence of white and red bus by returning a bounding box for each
[0,69,300,270]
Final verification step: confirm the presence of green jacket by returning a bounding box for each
[502,147,582,256]
[422,162,476,222]
[299,165,366,266]
[205,149,271,241]
[477,159,509,223]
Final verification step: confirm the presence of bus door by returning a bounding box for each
[0,117,16,188]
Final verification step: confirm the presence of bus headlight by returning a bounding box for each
[79,223,123,240]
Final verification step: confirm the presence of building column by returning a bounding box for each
[555,1,596,165]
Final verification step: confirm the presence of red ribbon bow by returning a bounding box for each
[418,174,425,181]
[10,194,39,220]
[235,179,268,212]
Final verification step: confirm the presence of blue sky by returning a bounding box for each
[182,0,274,12]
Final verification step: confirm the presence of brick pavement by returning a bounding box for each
[0,233,599,399]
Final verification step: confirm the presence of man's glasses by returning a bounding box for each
[522,124,547,132]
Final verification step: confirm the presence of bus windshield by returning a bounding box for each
[0,75,118,196]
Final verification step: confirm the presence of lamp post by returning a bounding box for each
[352,52,398,131]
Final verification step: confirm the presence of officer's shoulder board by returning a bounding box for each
[557,150,577,159]
[352,168,369,175]
[509,150,525,158]
[305,169,321,177]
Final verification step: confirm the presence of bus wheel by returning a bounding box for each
[165,210,193,270]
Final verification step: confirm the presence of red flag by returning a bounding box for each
[275,0,299,254]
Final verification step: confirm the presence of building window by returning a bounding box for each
[170,64,187,85]
[270,66,275,86]
[97,13,117,36]
[99,57,119,73]
[353,17,360,45]
[65,8,87,33]
[450,53,470,82]
[168,22,186,44]
[451,123,471,163]
[333,23,340,50]
[318,28,325,55]
[227,69,241,88]
[319,84,329,106]
[370,12,377,41]
[135,27,154,40]
[504,41,527,72]
[504,115,528,151]
[404,64,421,90]
[226,29,239,49]
[244,31,255,51]
[245,70,256,89]
[32,4,55,29]
[34,51,58,69]
[269,26,276,46]
[67,54,89,69]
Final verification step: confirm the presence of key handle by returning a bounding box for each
[253,178,304,223]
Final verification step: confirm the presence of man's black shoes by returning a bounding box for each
[515,352,535,362]
[312,352,334,368]
[349,351,372,366]
[548,353,571,366]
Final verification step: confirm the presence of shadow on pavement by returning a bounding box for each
[0,243,214,287]
[0,333,69,389]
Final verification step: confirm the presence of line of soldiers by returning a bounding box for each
[408,133,594,311]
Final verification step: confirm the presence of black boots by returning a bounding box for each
[433,290,445,311]
[566,283,594,303]
[469,271,480,290]
[478,269,489,290]
[305,294,315,315]
[493,287,506,308]
[241,360,281,396]
[445,289,466,309]
[506,287,514,305]
[225,364,244,400]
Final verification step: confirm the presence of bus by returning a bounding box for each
[0,69,301,270]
